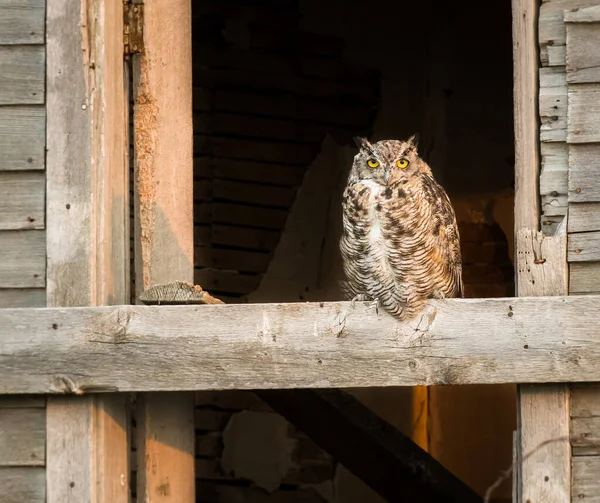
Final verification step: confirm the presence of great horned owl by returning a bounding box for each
[339,134,463,321]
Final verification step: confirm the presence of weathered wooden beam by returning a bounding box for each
[2,296,600,393]
[45,0,130,501]
[131,0,195,500]
[256,388,482,503]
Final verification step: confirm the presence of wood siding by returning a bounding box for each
[0,1,46,500]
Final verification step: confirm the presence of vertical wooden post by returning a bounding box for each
[46,0,130,501]
[512,0,571,500]
[131,0,195,501]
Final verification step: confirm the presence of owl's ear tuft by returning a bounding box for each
[353,136,372,151]
[407,133,420,150]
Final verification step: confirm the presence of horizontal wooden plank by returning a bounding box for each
[0,106,45,170]
[194,268,261,294]
[541,44,566,67]
[0,467,45,503]
[0,408,45,465]
[540,142,568,196]
[568,143,600,202]
[194,224,281,251]
[0,46,44,105]
[566,21,600,84]
[541,194,568,216]
[0,231,45,287]
[539,0,599,47]
[0,288,45,308]
[3,296,600,394]
[572,457,600,500]
[195,246,271,274]
[0,0,44,44]
[568,83,600,143]
[569,262,600,294]
[569,203,600,233]
[564,4,600,23]
[0,171,44,229]
[539,80,567,141]
[568,231,600,261]
[0,396,45,408]
[195,202,289,229]
[572,417,600,455]
[572,384,600,417]
[194,179,296,208]
[194,157,306,187]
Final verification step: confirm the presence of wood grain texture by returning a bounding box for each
[572,384,600,417]
[568,231,600,261]
[571,417,600,455]
[132,1,195,500]
[516,221,570,502]
[539,67,566,143]
[566,20,600,84]
[0,0,44,44]
[564,4,600,23]
[0,171,44,230]
[45,0,130,502]
[513,0,541,231]
[540,142,568,196]
[0,408,45,466]
[568,83,600,143]
[568,143,600,203]
[0,230,45,288]
[0,396,45,408]
[0,288,45,307]
[0,106,45,171]
[572,457,600,501]
[0,46,44,104]
[0,467,45,503]
[2,296,600,393]
[569,203,600,232]
[570,262,600,293]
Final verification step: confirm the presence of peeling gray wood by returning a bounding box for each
[570,262,600,293]
[568,231,600,261]
[0,46,44,105]
[568,84,600,143]
[0,106,45,171]
[0,288,45,308]
[0,0,44,44]
[539,68,567,143]
[0,171,44,230]
[541,194,568,216]
[0,467,45,503]
[568,143,600,202]
[0,230,45,287]
[2,296,600,393]
[569,203,600,232]
[566,21,600,84]
[540,142,568,196]
[571,384,600,417]
[0,408,45,466]
[572,457,600,501]
[571,417,600,455]
[564,4,600,23]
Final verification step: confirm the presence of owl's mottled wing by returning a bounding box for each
[420,174,464,298]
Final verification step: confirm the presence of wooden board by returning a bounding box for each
[132,0,196,501]
[539,67,566,143]
[0,46,44,105]
[572,383,600,416]
[0,288,45,308]
[568,203,600,233]
[194,179,296,208]
[0,106,45,171]
[0,171,44,230]
[0,0,44,44]
[572,457,600,501]
[195,224,281,252]
[45,0,130,501]
[0,230,45,288]
[570,262,600,294]
[568,83,600,143]
[3,296,600,393]
[568,231,600,261]
[0,467,45,503]
[571,417,600,455]
[566,20,600,84]
[513,0,540,232]
[0,408,45,466]
[195,202,289,229]
[540,142,568,196]
[568,143,600,203]
[195,246,271,274]
[0,396,45,408]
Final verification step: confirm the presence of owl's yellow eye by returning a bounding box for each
[367,159,379,168]
[396,158,409,169]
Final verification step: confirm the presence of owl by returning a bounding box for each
[339,134,463,322]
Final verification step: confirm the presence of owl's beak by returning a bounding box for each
[383,167,391,185]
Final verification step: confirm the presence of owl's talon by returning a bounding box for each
[350,294,369,309]
[367,299,381,315]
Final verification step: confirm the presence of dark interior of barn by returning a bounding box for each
[188,0,516,501]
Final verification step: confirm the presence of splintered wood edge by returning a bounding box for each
[139,280,224,305]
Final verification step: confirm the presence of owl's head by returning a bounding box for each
[351,134,430,186]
